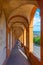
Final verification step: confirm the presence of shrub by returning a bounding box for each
[33,36,40,45]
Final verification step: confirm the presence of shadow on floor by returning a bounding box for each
[6,41,31,65]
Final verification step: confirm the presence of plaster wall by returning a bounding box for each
[0,11,6,65]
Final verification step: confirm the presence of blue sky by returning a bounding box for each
[33,9,41,31]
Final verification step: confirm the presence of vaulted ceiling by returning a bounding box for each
[0,0,38,19]
[0,0,39,39]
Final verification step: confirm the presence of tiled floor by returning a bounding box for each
[6,41,31,65]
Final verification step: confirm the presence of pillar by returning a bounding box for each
[9,29,12,51]
[6,26,10,58]
[40,5,43,64]
[29,25,33,52]
[24,28,26,46]
[26,29,29,48]
[12,31,16,48]
[23,31,24,46]
[19,32,24,45]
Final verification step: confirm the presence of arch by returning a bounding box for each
[29,5,41,61]
[11,22,26,30]
[8,15,29,29]
[30,6,37,27]
[11,21,28,47]
[11,22,26,42]
[9,21,28,29]
[13,26,24,32]
[28,6,39,53]
[13,26,24,34]
[13,26,24,44]
[11,22,25,39]
[8,15,28,24]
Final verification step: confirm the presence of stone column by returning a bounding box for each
[12,31,16,48]
[24,28,26,46]
[23,31,24,46]
[12,30,13,48]
[6,26,10,58]
[21,33,24,46]
[29,26,33,52]
[19,33,24,46]
[9,29,12,51]
[26,29,29,48]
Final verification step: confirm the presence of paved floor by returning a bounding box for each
[6,41,31,65]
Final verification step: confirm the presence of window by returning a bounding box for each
[33,9,41,60]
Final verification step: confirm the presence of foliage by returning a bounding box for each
[33,36,40,45]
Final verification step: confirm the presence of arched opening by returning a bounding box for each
[33,8,41,60]
[29,6,41,64]
[7,15,29,46]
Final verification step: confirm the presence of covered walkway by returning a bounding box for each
[6,41,31,65]
[0,0,43,65]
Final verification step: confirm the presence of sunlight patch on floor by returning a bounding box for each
[18,49,28,59]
